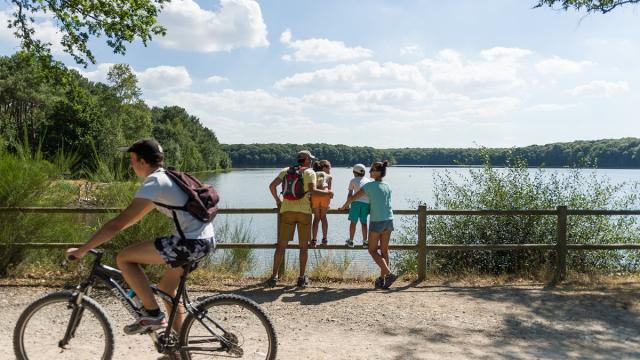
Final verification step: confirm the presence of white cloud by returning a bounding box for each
[279,29,373,63]
[301,88,437,115]
[75,63,114,83]
[138,66,192,93]
[400,45,425,57]
[77,63,192,93]
[157,0,268,53]
[535,56,593,75]
[565,81,630,97]
[525,103,578,112]
[148,89,338,143]
[420,47,532,92]
[444,96,521,119]
[205,75,229,83]
[274,60,426,90]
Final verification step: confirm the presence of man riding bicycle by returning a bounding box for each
[66,139,216,335]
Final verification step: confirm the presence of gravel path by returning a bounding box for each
[2,280,639,359]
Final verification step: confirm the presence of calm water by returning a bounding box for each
[203,167,640,276]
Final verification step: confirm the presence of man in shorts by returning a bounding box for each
[66,139,215,334]
[267,150,333,288]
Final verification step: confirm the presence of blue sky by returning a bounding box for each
[1,0,639,148]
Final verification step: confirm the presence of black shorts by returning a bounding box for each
[154,235,215,268]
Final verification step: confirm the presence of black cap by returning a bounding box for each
[122,139,164,164]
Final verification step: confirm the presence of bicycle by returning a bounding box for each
[13,249,277,359]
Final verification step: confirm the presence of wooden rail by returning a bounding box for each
[2,206,640,283]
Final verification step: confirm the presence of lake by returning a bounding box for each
[202,167,640,277]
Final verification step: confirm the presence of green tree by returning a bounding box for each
[8,0,169,66]
[534,0,640,14]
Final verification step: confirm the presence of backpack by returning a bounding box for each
[315,171,326,189]
[281,166,307,200]
[154,170,219,239]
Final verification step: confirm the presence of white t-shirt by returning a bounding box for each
[135,169,215,239]
[349,176,372,204]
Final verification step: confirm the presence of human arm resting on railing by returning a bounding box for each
[339,189,365,210]
[66,198,155,260]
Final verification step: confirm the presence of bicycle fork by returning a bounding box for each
[59,290,87,348]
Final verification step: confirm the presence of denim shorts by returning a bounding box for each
[369,220,394,233]
[154,235,215,268]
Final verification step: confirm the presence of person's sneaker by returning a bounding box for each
[345,239,354,248]
[374,276,384,289]
[264,276,278,288]
[362,241,368,248]
[296,275,308,288]
[382,273,398,289]
[123,312,167,335]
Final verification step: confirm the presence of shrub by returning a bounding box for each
[394,154,640,277]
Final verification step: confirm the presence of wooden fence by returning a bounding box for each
[2,206,640,283]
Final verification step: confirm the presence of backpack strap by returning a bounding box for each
[154,202,187,240]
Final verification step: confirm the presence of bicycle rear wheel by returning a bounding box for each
[179,294,277,360]
[13,290,114,360]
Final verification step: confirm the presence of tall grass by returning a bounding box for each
[309,250,354,280]
[393,155,640,278]
[0,146,81,275]
[202,220,256,276]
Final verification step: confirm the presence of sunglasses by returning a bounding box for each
[369,169,380,172]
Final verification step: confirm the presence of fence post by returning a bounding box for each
[417,205,427,282]
[277,212,286,277]
[554,205,568,283]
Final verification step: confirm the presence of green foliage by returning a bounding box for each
[223,143,391,167]
[394,153,640,276]
[0,149,81,275]
[0,53,230,173]
[534,0,640,14]
[8,0,169,66]
[153,106,230,171]
[224,138,640,169]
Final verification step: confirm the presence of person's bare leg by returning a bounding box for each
[312,208,321,242]
[361,223,368,243]
[117,241,165,311]
[320,208,329,241]
[271,240,287,278]
[379,230,392,270]
[367,232,391,277]
[349,222,356,241]
[158,266,185,332]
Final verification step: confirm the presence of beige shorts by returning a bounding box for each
[279,211,312,244]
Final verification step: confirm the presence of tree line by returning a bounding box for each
[0,52,229,174]
[223,138,640,168]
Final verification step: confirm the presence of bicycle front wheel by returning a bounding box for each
[179,294,277,360]
[13,290,114,360]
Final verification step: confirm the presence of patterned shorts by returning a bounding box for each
[154,235,215,268]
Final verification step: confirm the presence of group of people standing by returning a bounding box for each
[267,150,397,289]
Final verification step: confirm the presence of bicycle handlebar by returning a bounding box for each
[66,249,102,261]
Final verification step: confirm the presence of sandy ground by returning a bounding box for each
[2,280,640,360]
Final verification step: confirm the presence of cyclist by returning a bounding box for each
[66,139,216,334]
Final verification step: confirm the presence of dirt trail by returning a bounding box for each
[2,280,639,359]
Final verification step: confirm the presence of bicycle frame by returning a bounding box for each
[64,249,237,355]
